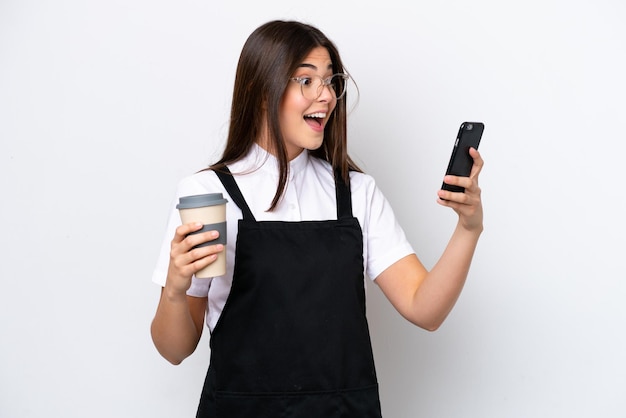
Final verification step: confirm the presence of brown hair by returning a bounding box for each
[209,20,361,211]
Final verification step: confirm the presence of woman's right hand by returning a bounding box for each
[165,222,224,295]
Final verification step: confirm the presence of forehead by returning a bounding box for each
[298,46,333,72]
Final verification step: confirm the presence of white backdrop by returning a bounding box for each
[1,1,625,417]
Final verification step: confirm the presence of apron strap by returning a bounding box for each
[334,168,353,220]
[214,166,256,221]
[214,165,352,221]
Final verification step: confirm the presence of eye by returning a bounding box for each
[294,76,313,86]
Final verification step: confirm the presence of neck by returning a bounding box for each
[256,138,303,162]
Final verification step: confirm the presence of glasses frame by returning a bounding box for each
[289,73,349,101]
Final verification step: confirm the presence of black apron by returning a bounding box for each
[196,166,382,417]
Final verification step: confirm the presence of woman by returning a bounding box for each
[151,20,483,417]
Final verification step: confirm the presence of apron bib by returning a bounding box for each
[196,167,382,417]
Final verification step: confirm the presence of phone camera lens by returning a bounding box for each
[466,123,473,131]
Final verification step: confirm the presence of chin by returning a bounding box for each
[308,135,325,150]
[308,141,324,150]
[304,143,324,154]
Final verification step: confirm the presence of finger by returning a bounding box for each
[438,188,471,205]
[437,192,480,221]
[439,177,482,202]
[442,175,477,195]
[173,222,204,243]
[454,175,480,194]
[437,192,462,209]
[180,244,225,276]
[442,174,468,188]
[468,147,484,178]
[184,229,220,250]
[188,243,224,265]
[172,243,224,274]
[438,187,461,203]
[171,225,221,264]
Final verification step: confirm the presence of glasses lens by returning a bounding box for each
[331,74,347,100]
[298,74,348,100]
[303,79,318,101]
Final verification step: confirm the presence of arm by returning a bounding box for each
[375,148,484,331]
[150,222,224,364]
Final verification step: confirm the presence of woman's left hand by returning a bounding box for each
[436,147,484,232]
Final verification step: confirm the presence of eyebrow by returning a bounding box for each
[298,63,334,71]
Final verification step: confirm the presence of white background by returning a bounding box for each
[1,1,625,417]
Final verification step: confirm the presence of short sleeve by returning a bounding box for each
[359,176,415,281]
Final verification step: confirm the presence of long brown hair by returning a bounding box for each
[209,20,361,211]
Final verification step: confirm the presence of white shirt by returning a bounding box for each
[152,145,415,331]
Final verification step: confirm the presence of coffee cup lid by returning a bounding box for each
[176,193,228,209]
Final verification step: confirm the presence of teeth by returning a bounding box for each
[305,112,326,119]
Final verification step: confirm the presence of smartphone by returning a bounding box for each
[441,122,484,193]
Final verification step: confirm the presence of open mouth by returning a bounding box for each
[304,112,326,128]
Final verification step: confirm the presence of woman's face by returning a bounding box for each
[277,46,337,161]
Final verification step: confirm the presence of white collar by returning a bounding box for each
[231,143,310,180]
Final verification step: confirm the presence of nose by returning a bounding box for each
[317,82,335,102]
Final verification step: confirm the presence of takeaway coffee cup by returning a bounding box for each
[176,193,228,278]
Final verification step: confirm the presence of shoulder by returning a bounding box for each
[349,170,377,193]
[307,156,378,193]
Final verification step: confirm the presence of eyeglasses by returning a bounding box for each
[289,73,349,101]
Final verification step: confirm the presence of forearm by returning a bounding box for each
[151,288,203,365]
[412,222,482,330]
